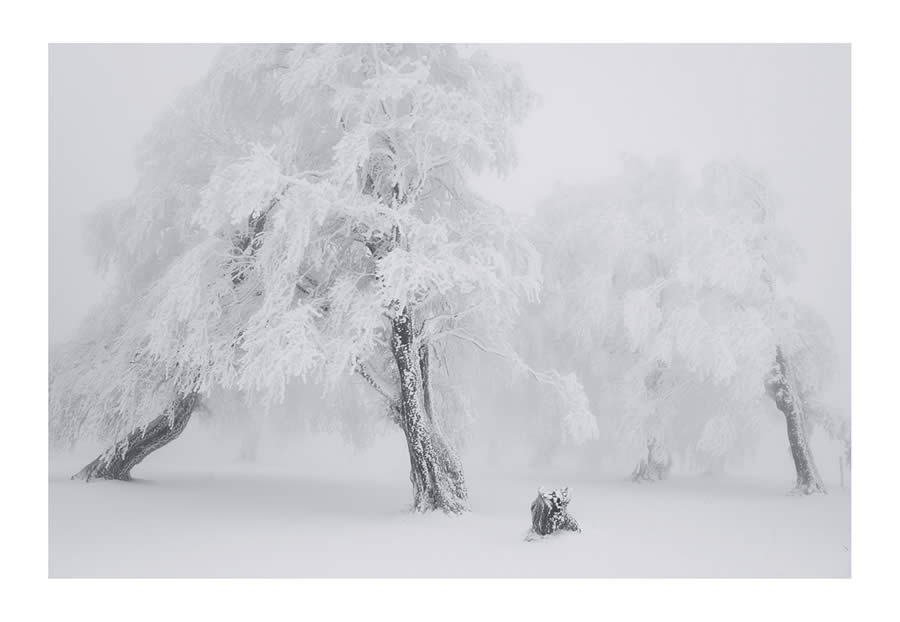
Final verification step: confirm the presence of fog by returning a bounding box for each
[49,43,849,410]
[48,45,850,577]
[49,44,219,343]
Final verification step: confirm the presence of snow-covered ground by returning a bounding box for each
[49,427,850,578]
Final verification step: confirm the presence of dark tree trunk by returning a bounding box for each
[361,150,467,513]
[766,347,825,495]
[418,340,468,504]
[73,392,199,482]
[390,308,468,513]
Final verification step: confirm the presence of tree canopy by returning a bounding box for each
[528,157,840,470]
[50,44,595,461]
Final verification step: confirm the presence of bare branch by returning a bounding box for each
[354,358,401,422]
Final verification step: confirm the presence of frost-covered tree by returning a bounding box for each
[50,44,595,512]
[531,157,834,493]
[51,48,286,480]
[765,302,841,494]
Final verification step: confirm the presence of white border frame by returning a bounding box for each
[5,0,895,619]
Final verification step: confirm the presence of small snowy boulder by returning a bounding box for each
[527,487,582,539]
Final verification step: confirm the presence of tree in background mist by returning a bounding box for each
[529,157,841,494]
[50,44,596,513]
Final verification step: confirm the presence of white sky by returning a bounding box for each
[49,44,849,409]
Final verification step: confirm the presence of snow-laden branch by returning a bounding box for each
[52,44,539,450]
[353,358,400,418]
[439,328,598,443]
[417,302,484,339]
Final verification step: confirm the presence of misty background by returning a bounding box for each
[49,43,849,415]
[47,44,852,577]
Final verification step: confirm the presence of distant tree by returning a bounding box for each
[765,303,840,494]
[50,44,595,512]
[531,157,836,493]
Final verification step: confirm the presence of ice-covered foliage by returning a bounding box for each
[50,44,594,456]
[529,157,837,469]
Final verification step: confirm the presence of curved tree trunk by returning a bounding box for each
[766,347,825,495]
[391,308,469,514]
[362,150,468,513]
[73,392,200,482]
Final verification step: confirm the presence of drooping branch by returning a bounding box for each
[437,328,597,442]
[440,328,564,388]
[354,358,401,422]
[417,303,484,341]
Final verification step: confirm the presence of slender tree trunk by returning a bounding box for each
[766,347,826,495]
[73,392,199,482]
[390,308,468,513]
[630,438,671,483]
[418,340,436,424]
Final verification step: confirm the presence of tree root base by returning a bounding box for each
[630,459,671,483]
[410,493,470,515]
[789,481,827,496]
[71,460,132,483]
[70,394,197,484]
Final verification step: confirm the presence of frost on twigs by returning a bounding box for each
[525,487,581,541]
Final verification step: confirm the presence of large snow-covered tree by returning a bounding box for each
[50,44,595,512]
[530,157,835,493]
